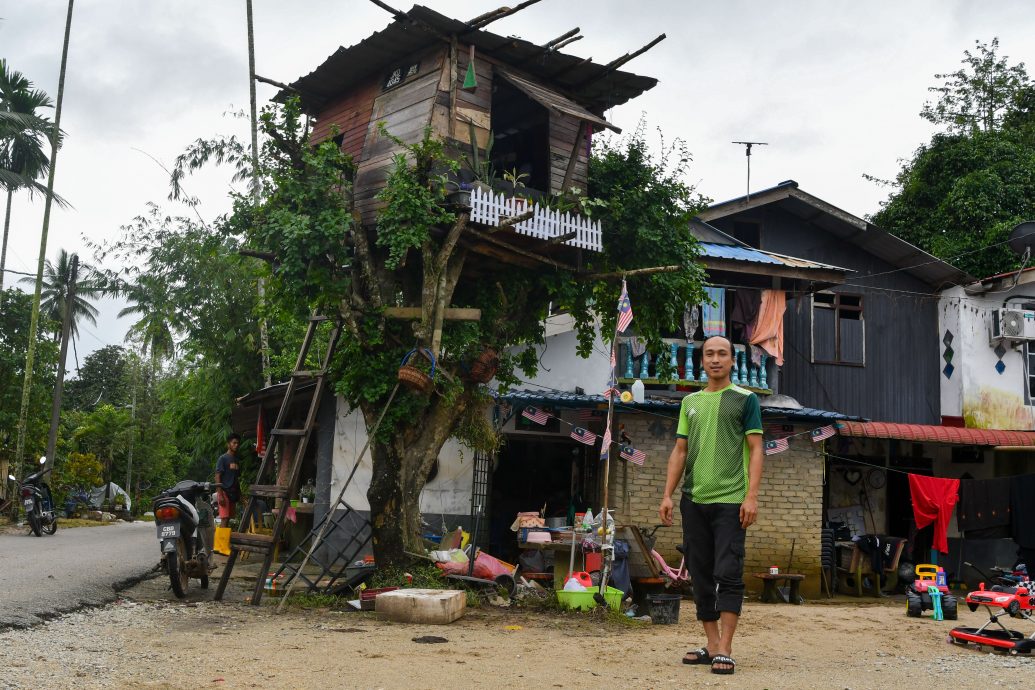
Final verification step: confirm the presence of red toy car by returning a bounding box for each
[949,577,1035,655]
[906,564,957,619]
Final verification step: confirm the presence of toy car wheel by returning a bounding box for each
[967,601,978,612]
[1007,600,1021,617]
[906,591,923,617]
[942,595,958,620]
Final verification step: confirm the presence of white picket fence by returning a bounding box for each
[468,186,602,252]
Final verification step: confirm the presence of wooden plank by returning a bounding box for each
[561,120,587,192]
[383,307,482,321]
[456,105,490,130]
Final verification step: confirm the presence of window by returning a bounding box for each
[490,79,550,194]
[812,292,864,364]
[1026,342,1035,402]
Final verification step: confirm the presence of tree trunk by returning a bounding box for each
[13,0,74,484]
[0,188,13,290]
[366,389,471,567]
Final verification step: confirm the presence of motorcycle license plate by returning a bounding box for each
[157,523,179,539]
[23,498,34,512]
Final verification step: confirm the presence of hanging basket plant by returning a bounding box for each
[461,346,499,384]
[398,348,437,394]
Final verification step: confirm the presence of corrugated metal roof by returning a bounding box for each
[838,421,1035,447]
[498,388,863,422]
[285,5,657,115]
[698,242,848,273]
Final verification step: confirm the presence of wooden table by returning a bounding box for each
[753,572,806,604]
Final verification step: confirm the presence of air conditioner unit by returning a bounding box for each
[990,308,1035,343]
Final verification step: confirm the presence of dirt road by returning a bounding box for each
[1,572,1033,689]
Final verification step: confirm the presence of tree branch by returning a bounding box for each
[436,213,469,274]
[494,208,536,232]
[349,219,383,310]
[582,265,682,281]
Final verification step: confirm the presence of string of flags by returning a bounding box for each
[520,404,646,466]
[764,422,844,455]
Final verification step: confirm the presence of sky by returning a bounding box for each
[4,0,1035,365]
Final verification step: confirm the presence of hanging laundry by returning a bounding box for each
[730,289,761,341]
[908,474,960,554]
[749,289,786,366]
[749,344,765,367]
[1010,474,1035,549]
[629,337,647,358]
[683,303,700,341]
[701,287,726,337]
[957,477,1011,538]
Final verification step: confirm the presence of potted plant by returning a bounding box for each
[503,168,531,214]
[300,480,315,504]
[447,181,473,208]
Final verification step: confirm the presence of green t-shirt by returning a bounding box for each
[675,384,763,504]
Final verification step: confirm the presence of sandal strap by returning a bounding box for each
[712,655,735,666]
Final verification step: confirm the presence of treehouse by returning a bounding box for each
[281,2,661,269]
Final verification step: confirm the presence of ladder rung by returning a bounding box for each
[272,428,307,436]
[249,484,289,499]
[292,370,325,378]
[231,533,275,552]
[309,315,329,322]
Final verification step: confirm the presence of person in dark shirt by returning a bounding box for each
[215,433,242,525]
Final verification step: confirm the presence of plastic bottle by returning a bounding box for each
[631,378,645,403]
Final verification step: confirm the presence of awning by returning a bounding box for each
[495,68,621,133]
[838,421,1035,447]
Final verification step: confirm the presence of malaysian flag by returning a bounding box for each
[570,426,597,445]
[620,444,646,465]
[765,438,789,455]
[600,427,612,459]
[616,280,633,333]
[811,425,837,442]
[521,406,551,425]
[603,372,620,399]
[610,346,617,369]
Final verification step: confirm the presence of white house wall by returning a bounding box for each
[517,325,610,395]
[939,284,1035,430]
[331,397,474,516]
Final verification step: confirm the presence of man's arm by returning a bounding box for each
[739,433,764,528]
[659,438,688,526]
[214,456,225,495]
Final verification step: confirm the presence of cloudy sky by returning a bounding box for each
[4,0,1035,362]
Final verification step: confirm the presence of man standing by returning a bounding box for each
[215,433,242,525]
[659,336,764,676]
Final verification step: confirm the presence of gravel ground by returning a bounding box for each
[0,521,157,628]
[1,578,1033,689]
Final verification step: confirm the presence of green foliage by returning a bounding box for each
[921,38,1030,134]
[873,39,1035,279]
[0,288,57,467]
[375,125,457,269]
[17,249,104,339]
[52,451,102,506]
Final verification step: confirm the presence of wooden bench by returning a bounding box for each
[753,572,806,604]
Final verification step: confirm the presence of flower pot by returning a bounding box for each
[398,348,436,394]
[447,190,472,208]
[463,347,499,383]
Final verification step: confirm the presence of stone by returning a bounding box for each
[375,588,466,625]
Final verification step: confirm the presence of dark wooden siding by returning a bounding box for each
[311,80,380,160]
[710,206,941,424]
[549,113,589,193]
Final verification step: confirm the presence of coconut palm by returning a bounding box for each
[0,60,58,289]
[19,249,104,339]
[118,275,177,365]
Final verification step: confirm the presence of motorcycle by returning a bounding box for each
[153,480,215,598]
[7,456,58,537]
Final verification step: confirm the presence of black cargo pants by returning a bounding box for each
[680,493,746,620]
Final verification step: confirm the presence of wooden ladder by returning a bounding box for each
[214,314,341,605]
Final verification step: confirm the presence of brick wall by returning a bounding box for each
[610,412,825,598]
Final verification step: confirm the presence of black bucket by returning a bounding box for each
[646,593,681,624]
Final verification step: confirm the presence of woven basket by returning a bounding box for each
[398,348,436,394]
[464,347,499,383]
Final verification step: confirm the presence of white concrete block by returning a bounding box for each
[375,588,466,624]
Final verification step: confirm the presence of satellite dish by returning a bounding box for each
[1009,221,1035,256]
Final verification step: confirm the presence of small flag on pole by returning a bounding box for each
[764,438,789,455]
[521,406,551,425]
[620,445,646,465]
[570,426,597,446]
[577,409,601,423]
[811,425,837,442]
[600,427,612,459]
[610,347,617,369]
[616,280,633,333]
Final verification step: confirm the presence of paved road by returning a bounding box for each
[0,521,157,628]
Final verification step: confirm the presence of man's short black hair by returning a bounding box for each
[227,432,242,444]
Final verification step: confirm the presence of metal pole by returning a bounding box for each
[124,384,137,502]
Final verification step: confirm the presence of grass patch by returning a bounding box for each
[60,518,120,529]
[282,592,350,610]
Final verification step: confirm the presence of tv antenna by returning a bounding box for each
[732,141,768,200]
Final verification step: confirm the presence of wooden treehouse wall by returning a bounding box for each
[311,43,595,226]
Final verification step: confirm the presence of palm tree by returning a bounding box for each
[18,249,103,340]
[118,275,177,365]
[0,60,57,289]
